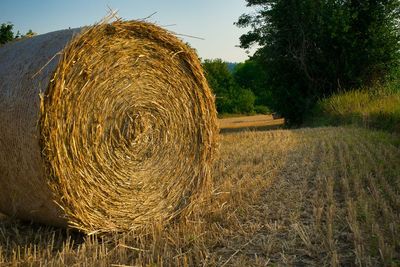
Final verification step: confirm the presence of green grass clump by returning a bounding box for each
[309,82,400,133]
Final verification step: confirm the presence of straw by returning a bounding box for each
[0,20,218,233]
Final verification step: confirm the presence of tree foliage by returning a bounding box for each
[233,59,273,107]
[236,0,400,124]
[0,23,14,44]
[202,59,261,114]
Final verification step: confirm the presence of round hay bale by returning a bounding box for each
[0,20,218,233]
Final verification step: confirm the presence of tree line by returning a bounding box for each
[3,0,399,124]
[234,0,400,124]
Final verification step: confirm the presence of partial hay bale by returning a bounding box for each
[0,20,218,233]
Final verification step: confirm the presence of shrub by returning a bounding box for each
[254,105,271,114]
[232,89,256,114]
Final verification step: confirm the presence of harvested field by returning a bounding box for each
[218,114,284,133]
[1,126,399,266]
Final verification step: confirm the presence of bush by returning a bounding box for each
[232,89,256,114]
[254,105,271,114]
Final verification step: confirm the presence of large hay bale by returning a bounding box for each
[0,20,218,233]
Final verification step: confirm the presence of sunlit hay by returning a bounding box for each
[0,20,218,233]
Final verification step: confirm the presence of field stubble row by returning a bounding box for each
[0,126,399,266]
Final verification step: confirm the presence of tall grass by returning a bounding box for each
[309,80,400,132]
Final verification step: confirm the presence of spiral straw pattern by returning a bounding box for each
[0,20,218,233]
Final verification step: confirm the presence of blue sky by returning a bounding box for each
[0,0,256,62]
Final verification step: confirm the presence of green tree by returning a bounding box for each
[233,59,273,108]
[202,59,256,114]
[0,23,14,44]
[236,0,400,124]
[203,59,236,113]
